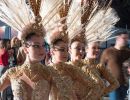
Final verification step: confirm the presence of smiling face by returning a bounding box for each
[69,41,85,61]
[51,40,69,63]
[86,42,100,59]
[24,35,46,63]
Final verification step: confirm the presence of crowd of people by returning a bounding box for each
[0,0,130,100]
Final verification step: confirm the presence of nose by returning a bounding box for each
[79,50,83,54]
[96,48,100,52]
[39,46,46,53]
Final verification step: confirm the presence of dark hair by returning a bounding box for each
[0,39,6,49]
[69,39,86,48]
[122,58,130,85]
[123,58,130,68]
[22,32,41,47]
[21,23,45,41]
[51,39,64,48]
[25,32,36,41]
[116,31,129,36]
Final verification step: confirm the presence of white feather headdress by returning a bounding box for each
[0,0,34,32]
[0,0,119,44]
[44,0,72,45]
[0,0,64,40]
[67,0,120,44]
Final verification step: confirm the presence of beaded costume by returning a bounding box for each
[0,0,83,100]
[67,0,119,99]
[83,59,119,97]
[0,0,119,100]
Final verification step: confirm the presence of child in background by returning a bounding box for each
[8,48,16,67]
[123,58,130,100]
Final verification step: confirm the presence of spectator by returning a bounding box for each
[100,31,130,100]
[123,58,130,100]
[0,39,9,100]
[0,39,8,76]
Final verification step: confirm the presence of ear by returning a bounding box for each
[50,48,54,56]
[85,47,88,53]
[23,47,29,54]
[68,47,71,54]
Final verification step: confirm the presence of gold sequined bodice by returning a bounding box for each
[83,58,119,96]
[0,62,51,100]
[49,62,78,100]
[68,60,105,100]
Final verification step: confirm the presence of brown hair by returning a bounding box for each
[69,32,86,47]
[49,31,68,48]
[21,24,45,47]
[0,39,6,49]
[11,36,21,48]
[21,23,46,41]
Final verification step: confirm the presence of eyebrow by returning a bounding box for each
[31,42,41,44]
[55,47,66,49]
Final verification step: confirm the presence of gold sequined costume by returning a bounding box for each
[49,62,103,100]
[83,59,119,97]
[68,60,104,100]
[0,62,51,100]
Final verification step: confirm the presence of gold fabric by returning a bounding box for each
[68,60,104,100]
[49,62,102,100]
[0,62,51,100]
[0,62,96,100]
[0,62,76,100]
[83,59,119,96]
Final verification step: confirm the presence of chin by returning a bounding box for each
[62,59,67,62]
[35,58,43,62]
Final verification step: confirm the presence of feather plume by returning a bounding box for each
[67,0,99,42]
[67,0,82,41]
[0,0,64,40]
[67,0,119,44]
[40,0,63,30]
[44,0,72,45]
[0,0,34,32]
[85,7,119,43]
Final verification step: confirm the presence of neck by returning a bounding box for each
[71,58,79,63]
[86,54,96,59]
[114,44,124,50]
[25,56,39,64]
[51,58,60,64]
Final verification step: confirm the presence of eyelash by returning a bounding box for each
[28,44,45,48]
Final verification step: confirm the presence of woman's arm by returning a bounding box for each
[69,65,102,100]
[0,70,10,91]
[96,63,119,95]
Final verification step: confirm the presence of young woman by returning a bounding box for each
[0,25,50,99]
[47,30,102,100]
[69,35,105,100]
[85,41,119,97]
[0,39,9,76]
[11,37,21,65]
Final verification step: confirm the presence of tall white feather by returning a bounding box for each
[67,0,100,41]
[0,0,34,32]
[40,0,63,31]
[85,8,119,43]
[40,0,65,44]
[67,0,82,41]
